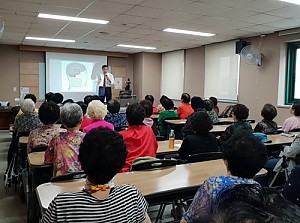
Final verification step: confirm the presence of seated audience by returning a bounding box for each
[157,95,169,113]
[204,99,219,123]
[104,99,127,128]
[219,104,252,143]
[254,103,278,133]
[45,92,55,102]
[84,95,93,105]
[84,100,114,132]
[53,92,64,106]
[177,93,194,119]
[180,132,268,223]
[76,101,92,131]
[62,99,74,105]
[283,166,300,207]
[282,102,300,132]
[41,127,150,223]
[158,98,178,137]
[140,100,158,136]
[178,111,218,160]
[44,103,85,176]
[13,98,42,134]
[17,93,38,116]
[120,103,158,172]
[213,184,300,223]
[209,96,219,115]
[182,96,205,138]
[145,95,158,113]
[27,102,60,153]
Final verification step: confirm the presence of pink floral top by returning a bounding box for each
[44,130,85,177]
[83,119,114,133]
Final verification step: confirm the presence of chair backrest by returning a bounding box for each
[219,105,234,118]
[187,152,223,163]
[131,159,178,171]
[50,171,86,182]
[214,121,233,125]
[290,128,300,133]
[31,146,48,153]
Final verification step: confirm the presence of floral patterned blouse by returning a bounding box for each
[182,175,258,223]
[27,124,61,154]
[44,130,85,177]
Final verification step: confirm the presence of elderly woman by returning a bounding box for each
[13,98,42,134]
[41,127,150,223]
[83,100,114,132]
[44,103,85,177]
[27,101,60,154]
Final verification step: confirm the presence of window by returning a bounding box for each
[286,42,300,105]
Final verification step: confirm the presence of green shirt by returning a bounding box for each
[158,110,178,136]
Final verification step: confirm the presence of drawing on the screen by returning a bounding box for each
[66,63,88,91]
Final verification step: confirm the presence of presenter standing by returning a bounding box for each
[97,65,114,103]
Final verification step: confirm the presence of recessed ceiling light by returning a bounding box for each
[163,28,215,37]
[25,36,75,43]
[117,44,156,50]
[38,13,109,24]
[279,0,300,5]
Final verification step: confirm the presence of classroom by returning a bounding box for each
[0,0,300,222]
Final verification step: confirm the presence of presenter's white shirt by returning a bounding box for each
[97,72,115,87]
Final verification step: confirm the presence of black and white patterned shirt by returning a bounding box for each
[41,184,148,223]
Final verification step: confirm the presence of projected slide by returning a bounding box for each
[46,52,107,101]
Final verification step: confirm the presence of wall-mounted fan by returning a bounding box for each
[240,45,262,66]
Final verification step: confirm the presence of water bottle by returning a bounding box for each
[169,129,175,150]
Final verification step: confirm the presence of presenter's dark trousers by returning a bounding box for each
[99,86,112,103]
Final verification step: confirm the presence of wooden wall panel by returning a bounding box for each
[111,66,127,99]
[20,61,40,99]
[20,62,39,75]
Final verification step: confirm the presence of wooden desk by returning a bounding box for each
[165,119,186,125]
[266,134,295,146]
[19,136,29,145]
[157,140,182,155]
[211,123,257,133]
[36,159,267,210]
[28,152,46,166]
[0,108,14,130]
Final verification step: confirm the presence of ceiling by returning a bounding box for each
[0,0,300,53]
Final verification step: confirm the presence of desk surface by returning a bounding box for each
[36,159,267,210]
[28,151,46,166]
[266,134,295,145]
[19,136,29,145]
[157,140,182,154]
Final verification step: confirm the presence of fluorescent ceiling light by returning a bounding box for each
[117,44,156,50]
[279,0,300,5]
[25,36,75,43]
[163,28,215,37]
[38,13,109,24]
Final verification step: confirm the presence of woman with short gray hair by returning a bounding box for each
[13,98,42,134]
[45,103,85,176]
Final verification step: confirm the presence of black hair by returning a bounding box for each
[261,104,277,121]
[191,111,213,133]
[53,93,64,104]
[38,101,60,124]
[126,103,146,126]
[145,95,154,104]
[45,92,55,102]
[209,97,218,107]
[79,127,127,184]
[232,104,249,120]
[107,99,121,114]
[181,93,191,103]
[292,102,300,116]
[102,65,108,69]
[84,95,93,105]
[159,95,169,104]
[204,99,214,111]
[24,94,37,104]
[92,95,101,101]
[140,100,153,118]
[191,96,204,110]
[76,101,88,116]
[222,131,268,179]
[215,184,300,223]
[161,98,174,110]
[62,99,74,105]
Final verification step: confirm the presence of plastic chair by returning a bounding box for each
[50,171,86,182]
[11,106,20,119]
[130,159,178,171]
[31,146,48,153]
[187,152,223,163]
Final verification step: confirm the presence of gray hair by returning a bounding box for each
[60,103,83,128]
[21,99,35,113]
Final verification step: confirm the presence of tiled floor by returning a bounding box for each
[0,130,178,223]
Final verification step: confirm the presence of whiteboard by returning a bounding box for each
[161,50,185,100]
[204,40,240,102]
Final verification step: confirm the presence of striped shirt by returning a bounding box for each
[41,184,148,223]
